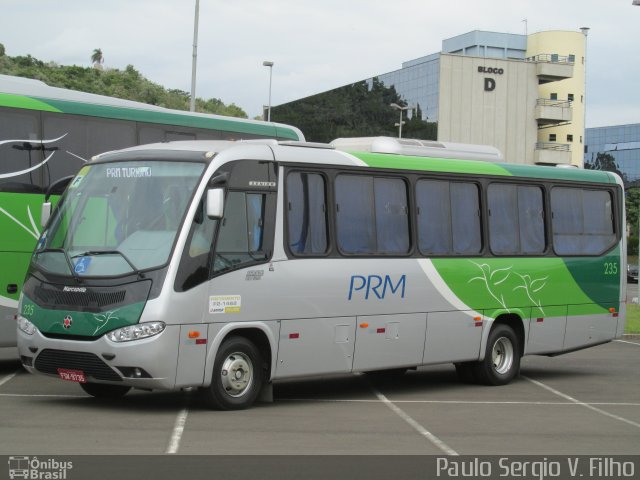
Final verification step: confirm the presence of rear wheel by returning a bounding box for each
[203,336,263,410]
[472,324,521,386]
[80,382,131,398]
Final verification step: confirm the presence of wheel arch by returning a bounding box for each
[479,313,526,361]
[203,322,277,387]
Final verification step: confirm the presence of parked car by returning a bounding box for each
[627,264,638,283]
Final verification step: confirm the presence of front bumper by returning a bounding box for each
[17,324,181,390]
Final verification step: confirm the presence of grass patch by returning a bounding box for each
[625,304,640,334]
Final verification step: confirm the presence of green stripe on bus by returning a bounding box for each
[352,151,618,183]
[0,93,61,113]
[432,255,619,318]
[0,93,301,140]
[21,294,146,338]
[352,152,513,176]
[499,163,616,183]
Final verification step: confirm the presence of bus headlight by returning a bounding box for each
[17,317,37,335]
[107,322,166,342]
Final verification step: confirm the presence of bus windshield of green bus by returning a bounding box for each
[33,161,205,277]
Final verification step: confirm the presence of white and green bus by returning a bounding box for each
[16,137,625,410]
[0,74,304,346]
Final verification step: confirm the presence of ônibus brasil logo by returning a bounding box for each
[8,456,73,479]
[63,316,73,330]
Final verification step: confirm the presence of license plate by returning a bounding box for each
[57,368,87,383]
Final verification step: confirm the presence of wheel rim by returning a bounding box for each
[491,336,514,375]
[220,352,253,398]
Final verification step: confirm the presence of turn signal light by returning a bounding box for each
[188,331,201,339]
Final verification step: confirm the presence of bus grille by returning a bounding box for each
[33,287,126,309]
[34,349,122,382]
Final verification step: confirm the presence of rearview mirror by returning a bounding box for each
[41,202,52,227]
[206,189,224,219]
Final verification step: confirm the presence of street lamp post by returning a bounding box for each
[390,103,412,138]
[263,61,274,122]
[189,0,200,112]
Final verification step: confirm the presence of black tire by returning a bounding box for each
[454,362,477,384]
[472,323,521,386]
[80,382,131,398]
[203,336,263,410]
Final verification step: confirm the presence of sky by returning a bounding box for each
[1,0,639,128]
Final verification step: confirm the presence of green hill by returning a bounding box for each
[0,43,247,118]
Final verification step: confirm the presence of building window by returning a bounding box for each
[581,95,584,103]
[580,136,583,143]
[550,93,558,101]
[567,134,574,142]
[549,134,557,142]
[568,54,575,63]
[568,93,574,102]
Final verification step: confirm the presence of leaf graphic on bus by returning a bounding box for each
[92,310,120,335]
[530,277,548,293]
[0,205,40,240]
[513,273,548,316]
[489,266,512,285]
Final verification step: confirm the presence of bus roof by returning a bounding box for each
[94,139,620,185]
[0,74,304,141]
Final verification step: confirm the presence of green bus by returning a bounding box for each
[0,74,304,346]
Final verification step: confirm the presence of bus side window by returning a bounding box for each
[213,191,268,274]
[174,198,217,292]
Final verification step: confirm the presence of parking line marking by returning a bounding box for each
[0,369,20,388]
[615,339,640,346]
[166,406,189,454]
[370,386,458,456]
[523,375,640,430]
[279,398,640,406]
[0,393,85,398]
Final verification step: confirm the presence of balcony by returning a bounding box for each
[534,142,571,165]
[535,99,573,125]
[527,54,574,84]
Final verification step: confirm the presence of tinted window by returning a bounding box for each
[0,109,43,191]
[488,184,545,255]
[43,114,136,187]
[551,188,615,255]
[213,191,268,273]
[335,175,409,255]
[451,183,481,254]
[336,175,375,254]
[417,180,481,255]
[287,172,328,255]
[416,180,452,254]
[374,177,410,254]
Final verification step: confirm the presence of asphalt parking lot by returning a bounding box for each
[0,336,638,456]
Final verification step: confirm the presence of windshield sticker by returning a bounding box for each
[69,175,84,189]
[106,167,152,178]
[73,256,92,275]
[209,295,241,314]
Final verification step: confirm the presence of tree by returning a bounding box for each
[91,48,104,69]
[584,152,625,180]
[0,43,5,57]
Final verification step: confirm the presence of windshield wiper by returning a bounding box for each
[34,247,80,281]
[71,250,141,276]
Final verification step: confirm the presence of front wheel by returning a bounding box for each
[80,382,131,398]
[202,336,263,410]
[472,324,521,386]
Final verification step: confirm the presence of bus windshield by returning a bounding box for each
[33,160,205,277]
